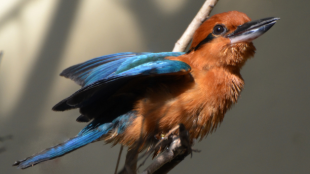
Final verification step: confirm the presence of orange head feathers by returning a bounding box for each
[187,11,279,70]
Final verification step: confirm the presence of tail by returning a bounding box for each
[13,123,113,169]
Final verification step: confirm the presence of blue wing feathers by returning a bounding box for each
[116,59,191,76]
[115,52,185,74]
[65,59,190,106]
[60,52,186,86]
[60,52,148,86]
[79,111,136,136]
[83,58,127,86]
[53,52,188,110]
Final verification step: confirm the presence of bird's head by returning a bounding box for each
[188,11,279,70]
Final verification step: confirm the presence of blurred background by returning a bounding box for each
[0,0,309,173]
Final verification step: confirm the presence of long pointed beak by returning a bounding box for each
[227,17,280,44]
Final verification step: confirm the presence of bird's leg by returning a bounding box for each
[137,125,180,169]
[178,124,200,158]
[141,124,200,174]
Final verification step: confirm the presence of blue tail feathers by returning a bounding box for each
[13,123,113,169]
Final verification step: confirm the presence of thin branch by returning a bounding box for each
[118,148,138,174]
[142,124,194,174]
[172,0,219,52]
[115,145,124,174]
[118,119,145,174]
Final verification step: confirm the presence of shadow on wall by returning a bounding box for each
[2,0,82,166]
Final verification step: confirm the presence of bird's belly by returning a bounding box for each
[115,70,243,147]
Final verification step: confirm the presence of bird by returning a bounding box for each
[13,11,279,169]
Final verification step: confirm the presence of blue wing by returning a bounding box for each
[61,52,186,87]
[53,52,189,114]
[66,52,189,105]
[60,52,149,86]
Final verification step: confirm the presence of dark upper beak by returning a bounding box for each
[227,17,280,44]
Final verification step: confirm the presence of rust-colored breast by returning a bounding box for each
[114,63,244,148]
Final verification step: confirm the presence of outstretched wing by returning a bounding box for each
[53,52,190,122]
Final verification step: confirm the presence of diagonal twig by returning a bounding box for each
[115,145,124,174]
[118,119,145,174]
[118,148,138,174]
[173,0,219,52]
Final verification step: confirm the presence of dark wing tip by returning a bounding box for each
[59,69,68,77]
[76,115,91,122]
[52,98,77,111]
[12,161,20,166]
[59,71,65,77]
[12,160,30,169]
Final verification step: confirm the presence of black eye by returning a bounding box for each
[213,25,227,35]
